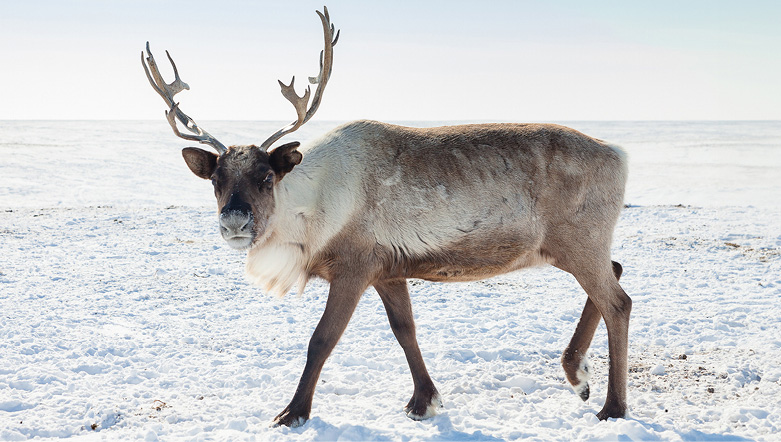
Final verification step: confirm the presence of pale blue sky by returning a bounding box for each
[1,0,779,120]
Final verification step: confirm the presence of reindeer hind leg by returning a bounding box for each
[560,259,624,400]
[570,264,631,420]
[562,297,600,401]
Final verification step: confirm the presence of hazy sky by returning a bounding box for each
[1,0,779,121]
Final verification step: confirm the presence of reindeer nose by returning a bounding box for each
[220,193,254,238]
[220,213,252,235]
[222,192,251,214]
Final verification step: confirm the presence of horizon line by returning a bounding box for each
[1,118,779,123]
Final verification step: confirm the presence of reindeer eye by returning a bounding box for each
[261,173,274,188]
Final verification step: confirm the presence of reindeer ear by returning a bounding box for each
[182,147,218,179]
[269,141,303,179]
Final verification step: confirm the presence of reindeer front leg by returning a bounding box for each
[273,277,366,427]
[374,279,441,420]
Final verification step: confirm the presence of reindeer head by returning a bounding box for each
[178,143,302,249]
[142,7,338,250]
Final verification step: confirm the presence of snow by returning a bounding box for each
[1,120,780,440]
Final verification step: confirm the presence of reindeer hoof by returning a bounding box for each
[577,383,590,401]
[272,407,308,428]
[596,402,627,421]
[405,392,443,420]
[569,357,591,401]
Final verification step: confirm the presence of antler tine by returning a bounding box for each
[260,7,339,151]
[142,42,189,107]
[309,7,340,84]
[279,77,312,132]
[142,42,227,155]
[164,103,228,154]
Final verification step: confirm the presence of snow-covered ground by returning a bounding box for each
[1,120,780,440]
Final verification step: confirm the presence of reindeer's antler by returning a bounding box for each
[142,42,228,155]
[260,6,340,151]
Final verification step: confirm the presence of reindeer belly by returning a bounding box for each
[401,226,549,282]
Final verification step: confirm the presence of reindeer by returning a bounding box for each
[142,7,631,428]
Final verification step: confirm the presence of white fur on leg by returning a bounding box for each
[405,393,443,421]
[571,357,591,400]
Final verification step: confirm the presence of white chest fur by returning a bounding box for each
[245,237,308,297]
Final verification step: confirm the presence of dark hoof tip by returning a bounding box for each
[272,416,307,428]
[404,392,442,421]
[596,405,626,421]
[579,383,590,401]
[272,408,308,428]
